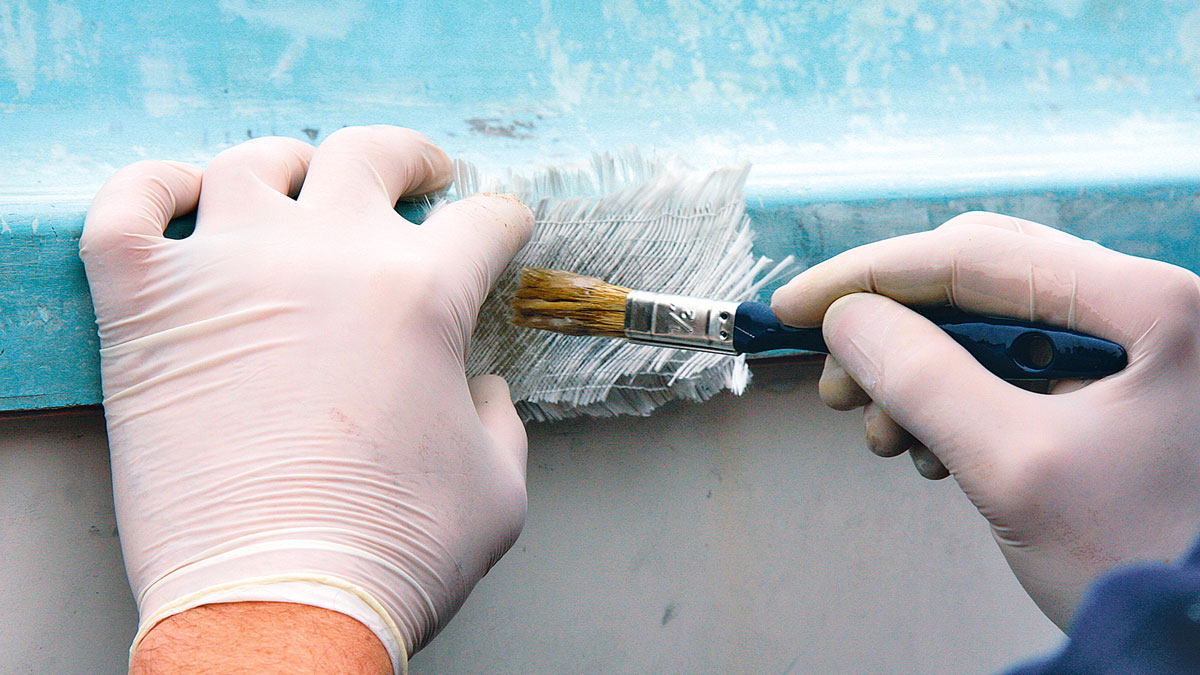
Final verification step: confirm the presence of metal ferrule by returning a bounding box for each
[624,291,739,355]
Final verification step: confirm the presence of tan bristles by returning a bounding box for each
[511,268,632,338]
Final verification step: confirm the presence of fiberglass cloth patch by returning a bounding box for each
[453,153,795,423]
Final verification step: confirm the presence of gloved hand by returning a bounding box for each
[771,211,1200,628]
[80,126,534,672]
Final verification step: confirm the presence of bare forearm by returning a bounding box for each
[131,602,391,675]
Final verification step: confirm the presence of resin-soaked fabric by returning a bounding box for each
[456,154,796,422]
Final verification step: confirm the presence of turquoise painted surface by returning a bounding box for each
[4,1,1200,410]
[0,205,98,410]
[3,1,1200,199]
[5,182,1200,411]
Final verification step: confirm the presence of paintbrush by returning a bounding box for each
[510,267,1127,381]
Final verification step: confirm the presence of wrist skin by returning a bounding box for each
[131,602,391,674]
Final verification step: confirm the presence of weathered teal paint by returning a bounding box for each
[5,181,1199,412]
[748,181,1200,282]
[0,206,99,410]
[3,1,1200,410]
[4,1,1200,198]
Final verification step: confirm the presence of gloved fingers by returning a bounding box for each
[426,193,535,314]
[818,355,871,410]
[468,374,528,477]
[862,402,915,458]
[909,443,951,480]
[861,394,948,480]
[821,292,1034,475]
[195,137,313,229]
[936,210,1088,245]
[771,222,1147,347]
[296,125,452,216]
[82,160,203,262]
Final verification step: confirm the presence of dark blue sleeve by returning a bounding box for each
[1004,534,1200,675]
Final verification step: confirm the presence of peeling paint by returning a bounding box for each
[218,0,365,40]
[535,0,597,109]
[466,117,535,139]
[219,0,366,85]
[45,0,85,80]
[0,1,1199,200]
[138,46,199,118]
[0,0,37,98]
[1180,7,1200,76]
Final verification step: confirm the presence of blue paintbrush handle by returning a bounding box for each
[731,301,1127,380]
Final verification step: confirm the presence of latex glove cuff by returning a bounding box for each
[130,572,410,675]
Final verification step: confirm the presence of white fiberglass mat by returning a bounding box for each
[454,154,794,422]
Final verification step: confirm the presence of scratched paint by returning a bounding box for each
[3,2,1197,111]
[1,1,1199,200]
[1180,6,1200,76]
[0,0,36,98]
[217,0,367,84]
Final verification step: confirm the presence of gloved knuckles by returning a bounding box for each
[83,128,534,667]
[817,356,870,410]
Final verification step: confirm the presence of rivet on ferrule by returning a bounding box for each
[623,291,739,355]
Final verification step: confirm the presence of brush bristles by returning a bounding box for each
[511,268,631,338]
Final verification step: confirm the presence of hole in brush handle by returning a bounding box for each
[733,303,1127,380]
[933,315,1126,380]
[1010,331,1055,370]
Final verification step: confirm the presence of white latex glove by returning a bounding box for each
[80,126,534,672]
[771,211,1200,628]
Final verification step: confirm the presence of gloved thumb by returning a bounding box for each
[468,374,527,476]
[428,193,535,315]
[822,292,1033,479]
